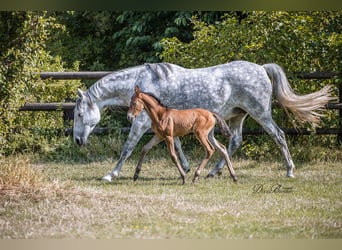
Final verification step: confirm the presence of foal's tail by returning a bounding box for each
[263,63,336,128]
[212,113,232,138]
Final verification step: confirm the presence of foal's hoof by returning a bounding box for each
[102,175,112,182]
[286,173,295,178]
[232,175,238,183]
[133,174,139,181]
[192,176,199,183]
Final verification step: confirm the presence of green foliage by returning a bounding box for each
[0,12,83,155]
[160,11,341,156]
[161,11,341,71]
[48,11,226,74]
[1,11,340,160]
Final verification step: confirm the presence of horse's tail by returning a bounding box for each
[262,63,336,128]
[212,113,232,138]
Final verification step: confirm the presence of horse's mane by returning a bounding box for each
[144,63,175,80]
[86,65,142,103]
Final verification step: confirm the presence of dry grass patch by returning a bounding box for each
[0,154,341,239]
[0,156,51,198]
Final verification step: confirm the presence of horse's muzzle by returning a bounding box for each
[75,137,86,146]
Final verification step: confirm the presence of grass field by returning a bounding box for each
[0,145,341,239]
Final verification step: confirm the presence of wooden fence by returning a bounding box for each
[20,71,342,143]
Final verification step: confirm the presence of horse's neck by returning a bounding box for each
[96,95,129,111]
[87,69,139,111]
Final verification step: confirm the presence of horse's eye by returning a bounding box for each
[78,113,83,117]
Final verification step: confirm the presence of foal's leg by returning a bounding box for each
[102,112,189,181]
[208,130,237,182]
[165,136,187,184]
[174,137,190,173]
[208,113,247,178]
[133,135,163,181]
[192,131,215,183]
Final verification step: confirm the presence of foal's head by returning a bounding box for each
[127,86,145,123]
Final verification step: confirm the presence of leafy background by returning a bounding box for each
[0,11,340,158]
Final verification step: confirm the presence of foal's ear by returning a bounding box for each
[134,86,140,95]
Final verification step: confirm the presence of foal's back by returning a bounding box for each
[164,108,216,137]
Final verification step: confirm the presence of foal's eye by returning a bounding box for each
[78,113,83,117]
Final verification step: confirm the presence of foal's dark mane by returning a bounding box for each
[142,92,168,109]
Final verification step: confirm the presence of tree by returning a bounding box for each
[0,12,82,155]
[48,11,226,72]
[160,11,341,157]
[161,11,341,72]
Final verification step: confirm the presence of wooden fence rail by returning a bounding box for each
[37,71,342,80]
[21,71,342,143]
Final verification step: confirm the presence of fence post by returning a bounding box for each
[63,98,75,129]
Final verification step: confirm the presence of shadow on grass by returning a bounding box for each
[71,174,187,187]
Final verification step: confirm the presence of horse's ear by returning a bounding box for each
[134,86,140,95]
[77,89,85,98]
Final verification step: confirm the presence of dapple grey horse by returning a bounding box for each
[73,61,334,181]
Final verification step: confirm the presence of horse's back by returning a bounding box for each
[138,61,272,117]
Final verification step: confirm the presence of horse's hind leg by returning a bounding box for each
[133,135,163,181]
[208,130,237,182]
[165,136,187,184]
[258,117,295,177]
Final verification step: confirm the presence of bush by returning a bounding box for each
[160,11,341,157]
[0,12,83,155]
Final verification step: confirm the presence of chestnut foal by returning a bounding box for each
[127,86,237,184]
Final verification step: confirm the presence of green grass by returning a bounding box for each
[0,146,341,239]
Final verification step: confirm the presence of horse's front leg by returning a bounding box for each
[174,136,190,173]
[102,112,151,182]
[134,135,163,181]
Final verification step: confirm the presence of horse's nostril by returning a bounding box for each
[75,137,82,146]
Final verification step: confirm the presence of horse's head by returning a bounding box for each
[73,89,101,146]
[127,86,144,123]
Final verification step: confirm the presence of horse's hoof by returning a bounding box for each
[206,173,215,178]
[102,175,112,182]
[286,173,295,178]
[133,175,139,181]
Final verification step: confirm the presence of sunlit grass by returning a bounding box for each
[0,148,341,239]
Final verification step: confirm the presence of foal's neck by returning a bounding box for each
[141,94,167,122]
